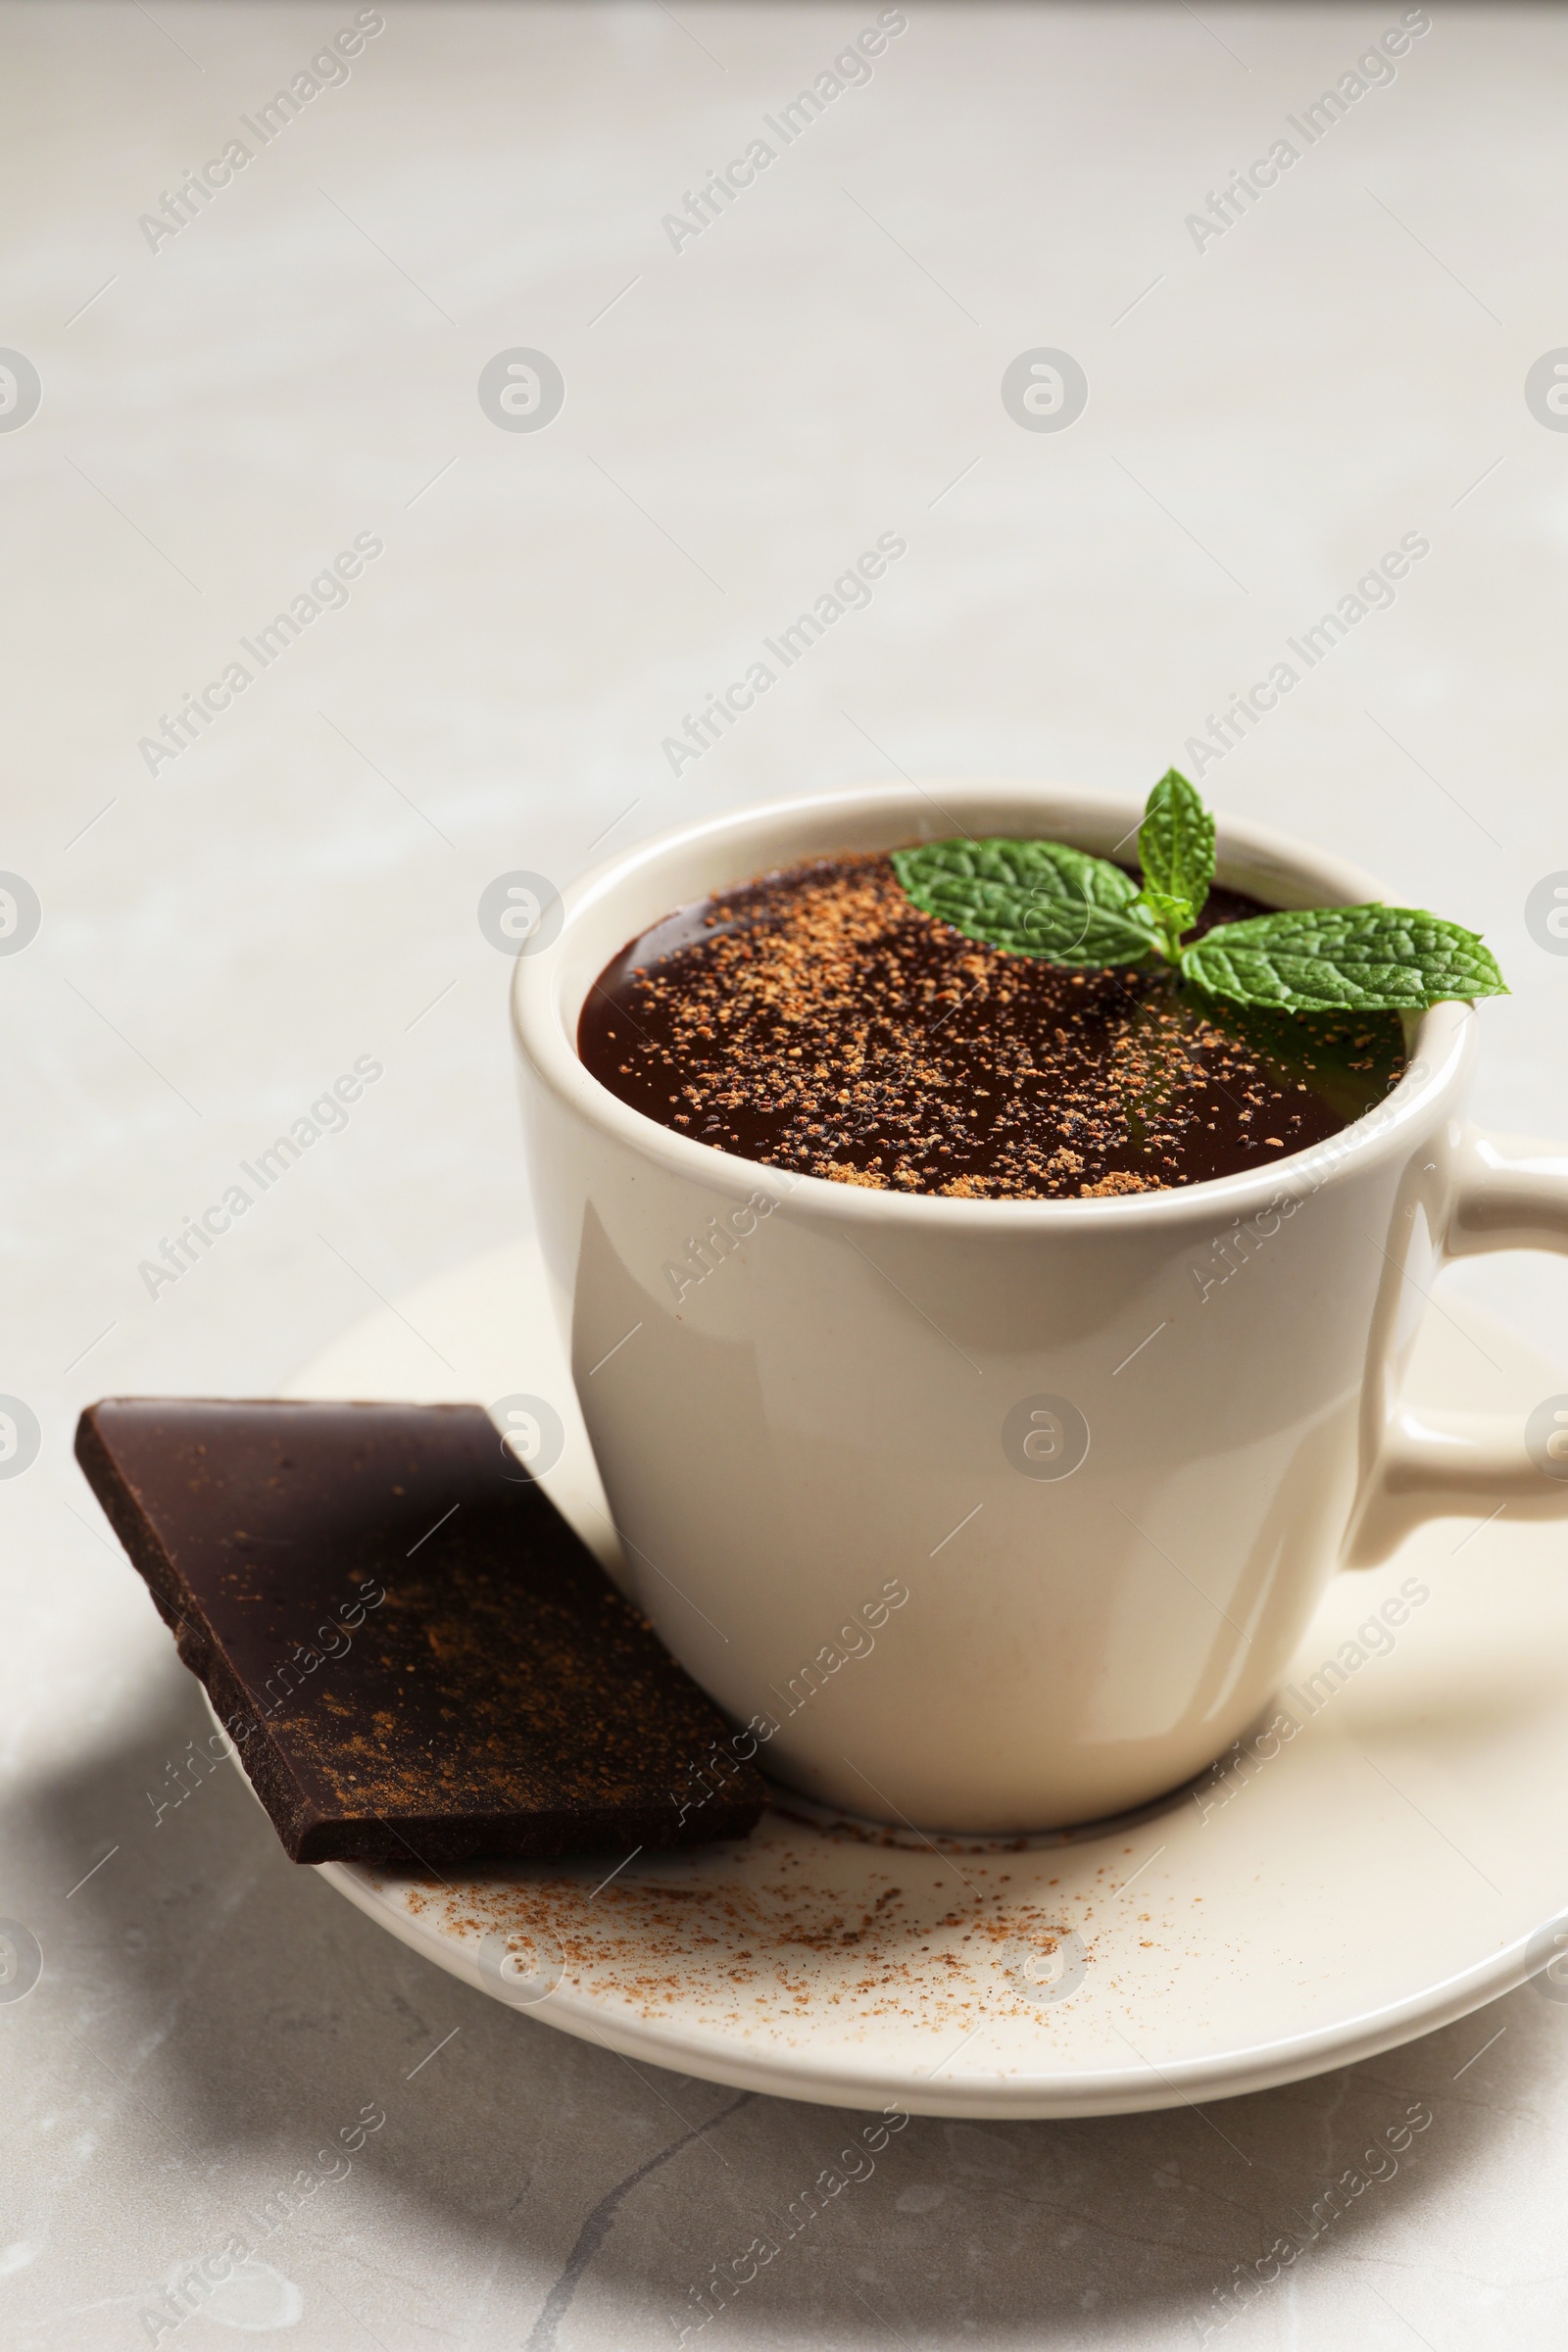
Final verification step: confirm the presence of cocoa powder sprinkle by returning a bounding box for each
[579,853,1404,1201]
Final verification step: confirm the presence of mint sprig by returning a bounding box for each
[892,769,1507,1013]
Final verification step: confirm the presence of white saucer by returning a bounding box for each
[287,1230,1568,2119]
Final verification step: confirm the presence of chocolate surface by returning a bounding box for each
[76,1399,764,1863]
[579,852,1405,1200]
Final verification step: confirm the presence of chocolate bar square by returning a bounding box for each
[75,1398,764,1864]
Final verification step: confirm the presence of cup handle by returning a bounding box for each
[1347,1125,1568,1564]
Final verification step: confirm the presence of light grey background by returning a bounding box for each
[5,2,1568,2343]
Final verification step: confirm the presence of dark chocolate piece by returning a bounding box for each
[75,1398,764,1864]
[578,852,1405,1201]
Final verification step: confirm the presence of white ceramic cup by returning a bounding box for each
[513,784,1568,1833]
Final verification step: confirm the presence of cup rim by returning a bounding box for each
[511,781,1476,1228]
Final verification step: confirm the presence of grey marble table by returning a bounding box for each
[5,2,1568,2343]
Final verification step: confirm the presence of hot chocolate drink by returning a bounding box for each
[578,851,1405,1202]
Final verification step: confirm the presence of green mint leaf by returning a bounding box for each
[1130,886,1195,964]
[1138,768,1214,919]
[1181,905,1508,1010]
[892,838,1158,966]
